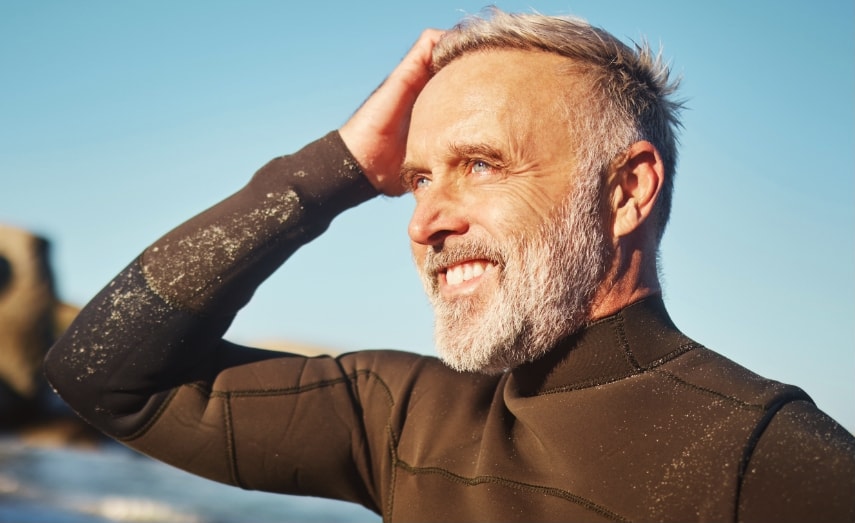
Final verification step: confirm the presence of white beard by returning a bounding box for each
[418,175,609,374]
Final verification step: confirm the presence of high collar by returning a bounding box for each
[510,295,698,397]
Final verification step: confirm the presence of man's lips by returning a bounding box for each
[422,241,505,296]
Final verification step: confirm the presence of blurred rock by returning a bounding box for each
[0,223,96,444]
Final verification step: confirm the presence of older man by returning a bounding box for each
[45,10,854,522]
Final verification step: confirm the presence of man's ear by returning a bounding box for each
[609,141,665,238]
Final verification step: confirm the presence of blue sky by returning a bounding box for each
[2,1,853,432]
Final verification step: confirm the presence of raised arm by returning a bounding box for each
[44,30,440,507]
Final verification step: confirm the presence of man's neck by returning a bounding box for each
[588,244,661,322]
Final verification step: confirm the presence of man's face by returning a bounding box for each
[404,49,608,373]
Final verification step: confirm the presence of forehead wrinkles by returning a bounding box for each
[409,51,578,165]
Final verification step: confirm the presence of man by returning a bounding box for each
[45,9,854,522]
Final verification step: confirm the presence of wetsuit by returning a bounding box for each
[44,132,855,522]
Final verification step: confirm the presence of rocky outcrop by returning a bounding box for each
[0,224,97,445]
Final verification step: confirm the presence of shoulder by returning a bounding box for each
[658,346,855,520]
[658,344,808,411]
[737,398,855,521]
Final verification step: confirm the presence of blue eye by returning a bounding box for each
[471,160,493,175]
[414,176,431,190]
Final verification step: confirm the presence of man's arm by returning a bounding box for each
[43,30,441,503]
[44,131,376,435]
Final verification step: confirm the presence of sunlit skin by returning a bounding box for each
[341,33,665,328]
[404,50,583,304]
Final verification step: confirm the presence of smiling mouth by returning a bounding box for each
[423,241,505,294]
[443,259,495,286]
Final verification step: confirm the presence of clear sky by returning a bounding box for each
[2,1,853,433]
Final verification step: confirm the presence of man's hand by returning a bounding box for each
[340,29,443,196]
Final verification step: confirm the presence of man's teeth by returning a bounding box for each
[445,261,490,286]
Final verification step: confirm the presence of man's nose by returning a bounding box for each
[408,181,469,247]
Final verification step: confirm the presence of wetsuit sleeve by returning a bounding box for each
[736,400,855,522]
[43,131,403,508]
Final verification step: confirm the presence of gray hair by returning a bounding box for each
[433,8,684,240]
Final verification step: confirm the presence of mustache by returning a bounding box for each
[422,239,507,279]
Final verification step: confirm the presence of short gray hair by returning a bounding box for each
[433,8,684,240]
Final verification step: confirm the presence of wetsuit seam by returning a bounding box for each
[124,383,244,488]
[652,369,767,411]
[537,342,700,396]
[613,313,642,370]
[331,356,382,515]
[733,390,813,521]
[120,387,181,442]
[125,368,401,507]
[351,369,398,522]
[394,460,628,522]
[200,366,400,519]
[351,369,399,522]
[223,392,244,488]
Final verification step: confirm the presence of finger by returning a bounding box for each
[391,28,445,90]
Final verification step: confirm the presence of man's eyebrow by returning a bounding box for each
[399,161,423,190]
[398,142,509,188]
[447,142,508,165]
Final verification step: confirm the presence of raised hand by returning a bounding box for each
[339,29,443,196]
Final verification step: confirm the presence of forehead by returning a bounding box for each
[420,48,577,111]
[408,49,585,162]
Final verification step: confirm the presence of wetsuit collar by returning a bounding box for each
[510,295,697,396]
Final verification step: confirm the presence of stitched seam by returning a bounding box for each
[396,460,628,522]
[614,313,641,370]
[330,357,381,515]
[346,369,398,522]
[129,366,401,513]
[204,370,373,398]
[539,342,701,396]
[733,390,813,521]
[351,369,398,521]
[652,369,765,410]
[220,366,400,516]
[222,392,243,488]
[120,387,181,441]
[363,371,399,522]
[264,366,399,519]
[386,420,399,521]
[119,361,408,519]
[643,342,703,370]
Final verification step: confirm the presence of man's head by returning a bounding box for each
[431,9,683,236]
[403,9,683,373]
